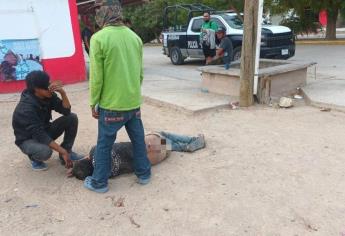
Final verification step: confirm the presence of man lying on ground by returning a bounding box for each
[70,132,206,180]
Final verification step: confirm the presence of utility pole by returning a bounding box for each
[239,0,259,107]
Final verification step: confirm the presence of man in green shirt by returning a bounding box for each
[85,0,151,193]
[200,11,218,64]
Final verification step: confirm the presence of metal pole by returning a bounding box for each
[254,0,264,95]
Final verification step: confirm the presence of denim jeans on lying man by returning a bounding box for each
[90,108,151,189]
[159,131,204,152]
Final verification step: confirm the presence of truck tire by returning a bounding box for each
[232,47,242,61]
[170,47,184,65]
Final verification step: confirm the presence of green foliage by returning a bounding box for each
[123,0,236,43]
[280,13,318,36]
[124,0,345,42]
[265,0,345,38]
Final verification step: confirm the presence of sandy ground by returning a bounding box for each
[1,86,345,236]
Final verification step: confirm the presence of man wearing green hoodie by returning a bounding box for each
[86,0,151,193]
[200,11,218,64]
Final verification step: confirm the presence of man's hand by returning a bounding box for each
[91,106,99,119]
[50,80,71,109]
[66,168,74,178]
[61,151,73,169]
[49,142,72,168]
[49,80,65,94]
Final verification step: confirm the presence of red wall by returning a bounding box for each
[0,0,86,94]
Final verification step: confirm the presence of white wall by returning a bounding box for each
[0,0,75,59]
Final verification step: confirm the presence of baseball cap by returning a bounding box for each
[216,26,226,33]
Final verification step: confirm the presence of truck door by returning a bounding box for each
[187,18,204,58]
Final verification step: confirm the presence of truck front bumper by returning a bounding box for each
[260,45,295,59]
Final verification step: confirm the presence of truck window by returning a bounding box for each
[175,8,189,31]
[221,15,243,29]
[191,19,203,32]
[211,18,225,29]
[165,8,188,31]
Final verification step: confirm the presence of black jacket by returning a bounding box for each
[12,90,71,146]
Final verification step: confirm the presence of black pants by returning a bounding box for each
[202,43,216,58]
[19,113,78,162]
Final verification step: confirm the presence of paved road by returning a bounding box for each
[293,45,345,80]
[143,46,202,82]
[143,44,345,80]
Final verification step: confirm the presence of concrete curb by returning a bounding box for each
[296,40,345,45]
[301,88,345,113]
[142,96,231,115]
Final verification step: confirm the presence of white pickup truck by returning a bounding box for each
[162,5,295,65]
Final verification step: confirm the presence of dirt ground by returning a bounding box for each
[1,86,345,236]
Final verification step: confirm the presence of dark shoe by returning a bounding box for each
[31,161,48,171]
[59,151,84,165]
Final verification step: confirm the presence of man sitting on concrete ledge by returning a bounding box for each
[70,132,206,180]
[207,26,233,70]
[12,71,83,171]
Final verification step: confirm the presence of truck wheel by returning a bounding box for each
[170,47,184,65]
[232,47,242,61]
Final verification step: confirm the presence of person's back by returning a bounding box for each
[86,0,151,193]
[90,26,143,111]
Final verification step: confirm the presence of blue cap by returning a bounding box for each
[216,26,226,33]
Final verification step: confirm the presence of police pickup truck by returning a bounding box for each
[162,4,295,65]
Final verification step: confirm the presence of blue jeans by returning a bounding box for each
[159,131,197,152]
[223,57,231,70]
[91,108,151,188]
[19,113,78,162]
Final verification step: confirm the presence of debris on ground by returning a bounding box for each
[279,97,294,108]
[106,196,125,207]
[230,101,239,110]
[320,107,331,112]
[269,102,280,109]
[294,94,303,99]
[129,216,141,228]
[54,216,65,222]
[114,197,125,207]
[25,204,39,208]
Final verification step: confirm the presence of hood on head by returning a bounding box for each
[94,0,123,27]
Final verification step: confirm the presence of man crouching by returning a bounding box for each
[12,71,82,171]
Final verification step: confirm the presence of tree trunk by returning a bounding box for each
[239,0,258,107]
[326,7,339,40]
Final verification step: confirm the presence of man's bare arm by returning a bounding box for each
[49,81,71,109]
[49,141,72,168]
